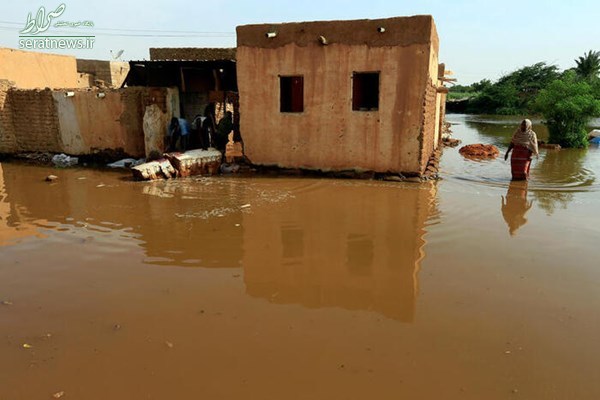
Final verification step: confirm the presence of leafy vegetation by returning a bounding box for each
[463,62,559,114]
[448,50,600,147]
[533,71,600,148]
[574,50,600,81]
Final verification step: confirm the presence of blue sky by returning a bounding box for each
[1,0,599,84]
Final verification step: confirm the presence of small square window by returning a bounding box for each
[280,76,304,113]
[352,72,379,111]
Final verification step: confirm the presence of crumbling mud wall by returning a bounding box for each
[0,86,176,158]
[236,16,443,175]
[0,47,81,89]
[76,59,130,88]
[0,80,17,154]
[143,88,180,156]
[420,82,439,173]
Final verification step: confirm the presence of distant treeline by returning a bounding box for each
[448,51,600,148]
[449,51,600,115]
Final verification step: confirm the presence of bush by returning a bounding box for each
[534,72,600,148]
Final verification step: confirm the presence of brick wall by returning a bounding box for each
[5,88,61,153]
[0,80,17,153]
[150,48,236,61]
[419,81,438,173]
[0,86,173,157]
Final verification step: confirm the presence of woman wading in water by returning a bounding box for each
[505,119,539,180]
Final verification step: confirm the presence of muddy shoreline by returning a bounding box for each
[0,148,444,182]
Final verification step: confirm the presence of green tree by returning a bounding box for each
[466,63,559,114]
[467,82,519,114]
[471,79,492,92]
[574,50,600,81]
[534,71,600,148]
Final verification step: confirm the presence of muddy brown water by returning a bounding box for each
[1,114,600,399]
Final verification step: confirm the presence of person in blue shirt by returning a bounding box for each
[178,117,191,152]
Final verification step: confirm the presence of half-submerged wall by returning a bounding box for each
[236,16,441,175]
[0,85,179,158]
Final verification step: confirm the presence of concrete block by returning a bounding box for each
[132,159,178,181]
[165,149,222,177]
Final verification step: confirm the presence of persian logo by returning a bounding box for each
[18,4,95,50]
[20,4,66,35]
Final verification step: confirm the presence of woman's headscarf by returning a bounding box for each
[511,119,539,156]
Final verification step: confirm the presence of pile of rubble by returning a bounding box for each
[459,144,500,160]
[132,149,222,181]
[442,122,462,147]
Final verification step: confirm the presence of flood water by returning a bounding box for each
[1,114,600,399]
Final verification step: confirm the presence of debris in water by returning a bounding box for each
[45,175,58,182]
[52,153,79,168]
[53,391,65,398]
[241,204,251,209]
[96,184,106,188]
[22,344,33,349]
[113,324,122,331]
[107,158,145,169]
[165,341,174,349]
[1,300,13,306]
[459,144,499,160]
[233,274,241,278]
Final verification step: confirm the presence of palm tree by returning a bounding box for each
[575,50,600,80]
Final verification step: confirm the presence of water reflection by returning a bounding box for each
[0,163,244,267]
[242,182,439,322]
[0,163,439,322]
[501,181,532,236]
[531,149,592,215]
[0,164,46,246]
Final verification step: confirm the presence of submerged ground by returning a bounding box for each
[1,114,599,399]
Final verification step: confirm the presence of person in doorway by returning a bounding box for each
[167,117,181,152]
[504,119,539,180]
[201,104,217,149]
[215,111,233,152]
[191,114,205,149]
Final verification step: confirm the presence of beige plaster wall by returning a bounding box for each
[0,86,174,157]
[237,42,431,174]
[237,16,440,174]
[53,88,175,158]
[0,47,80,89]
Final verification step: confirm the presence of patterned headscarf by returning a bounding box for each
[511,119,539,156]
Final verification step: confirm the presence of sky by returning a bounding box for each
[1,0,599,84]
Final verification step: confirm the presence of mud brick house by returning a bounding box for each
[236,16,447,176]
[126,48,238,122]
